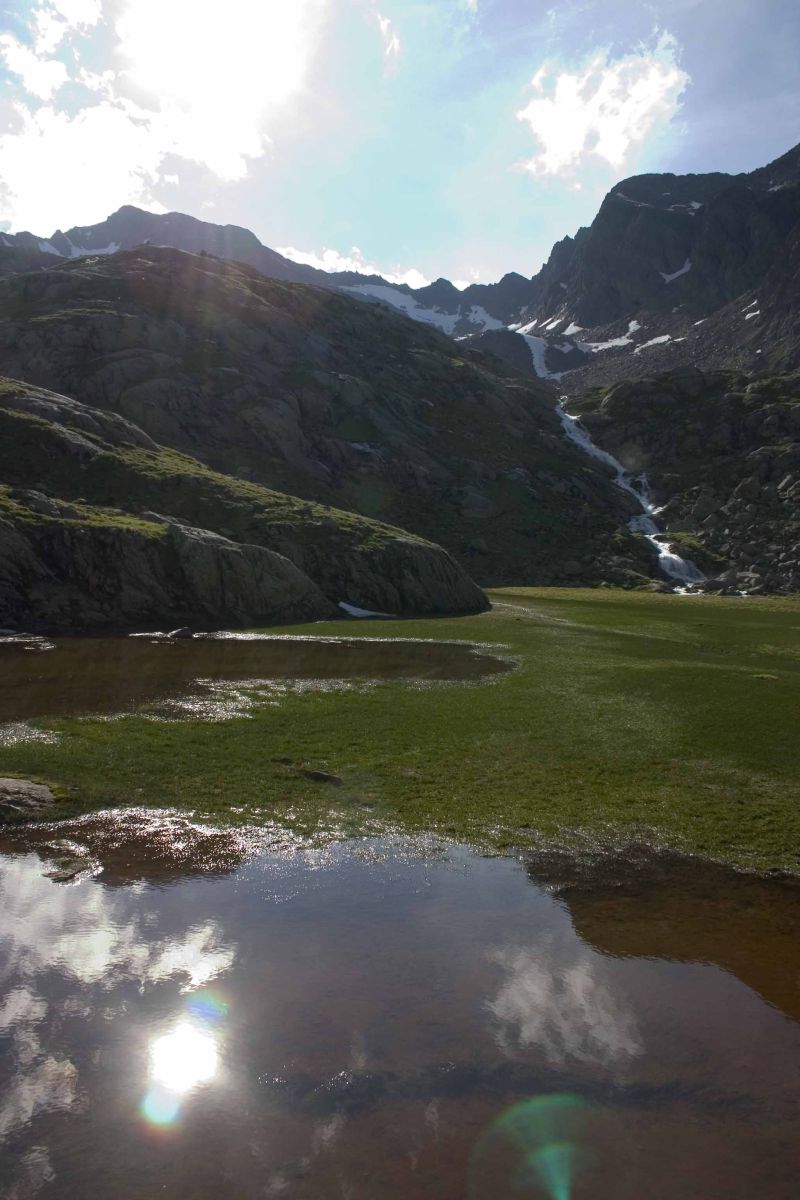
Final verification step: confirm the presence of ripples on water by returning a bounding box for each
[0,814,799,1199]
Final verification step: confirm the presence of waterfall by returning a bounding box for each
[557,401,705,587]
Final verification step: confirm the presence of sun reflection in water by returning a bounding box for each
[151,1022,219,1093]
[140,990,227,1127]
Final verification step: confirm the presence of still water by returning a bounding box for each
[1,814,798,1198]
[0,634,512,725]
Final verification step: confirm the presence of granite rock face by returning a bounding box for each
[0,499,334,632]
[0,379,490,630]
[570,368,800,594]
[0,250,654,588]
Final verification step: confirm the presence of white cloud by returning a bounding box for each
[116,0,325,180]
[517,33,688,176]
[0,0,327,230]
[0,35,69,100]
[376,13,400,58]
[278,243,430,288]
[49,0,102,25]
[0,101,166,231]
[33,0,103,53]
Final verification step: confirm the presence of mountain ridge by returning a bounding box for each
[3,142,798,370]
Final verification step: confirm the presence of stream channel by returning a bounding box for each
[558,402,706,587]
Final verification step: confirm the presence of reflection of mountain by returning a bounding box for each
[526,850,800,1024]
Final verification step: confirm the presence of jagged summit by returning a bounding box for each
[1,140,799,383]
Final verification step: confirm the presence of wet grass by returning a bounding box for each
[2,588,799,872]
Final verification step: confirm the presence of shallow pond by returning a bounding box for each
[0,634,512,725]
[0,814,799,1198]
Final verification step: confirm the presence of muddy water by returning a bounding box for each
[1,817,799,1199]
[0,635,511,724]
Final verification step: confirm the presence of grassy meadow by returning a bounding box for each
[2,588,799,872]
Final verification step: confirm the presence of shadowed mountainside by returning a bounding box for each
[0,247,658,589]
[0,379,489,630]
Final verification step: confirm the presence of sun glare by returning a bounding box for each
[149,1022,219,1095]
[116,0,323,178]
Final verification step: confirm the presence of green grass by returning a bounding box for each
[0,482,166,537]
[2,588,800,872]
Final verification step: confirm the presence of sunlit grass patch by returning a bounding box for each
[2,588,799,872]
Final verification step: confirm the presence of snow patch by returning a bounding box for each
[742,299,759,311]
[344,284,459,333]
[615,192,649,208]
[67,239,121,258]
[745,311,760,320]
[564,322,583,336]
[467,305,504,331]
[633,334,672,354]
[518,334,563,381]
[343,285,502,334]
[576,319,642,355]
[37,240,61,256]
[338,601,394,618]
[659,258,692,284]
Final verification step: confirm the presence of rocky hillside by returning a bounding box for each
[0,248,659,589]
[4,141,797,369]
[0,380,489,631]
[569,368,800,594]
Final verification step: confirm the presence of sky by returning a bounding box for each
[0,0,798,286]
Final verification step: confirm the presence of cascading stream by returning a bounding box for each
[557,400,705,587]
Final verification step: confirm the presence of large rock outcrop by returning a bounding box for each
[0,492,334,632]
[0,250,654,587]
[0,380,489,629]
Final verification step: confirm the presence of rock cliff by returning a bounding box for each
[0,248,654,588]
[570,368,800,594]
[0,380,489,630]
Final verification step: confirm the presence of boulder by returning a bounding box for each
[0,777,55,820]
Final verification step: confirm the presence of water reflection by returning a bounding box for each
[526,847,800,1022]
[142,1021,220,1127]
[488,944,642,1067]
[0,634,512,724]
[0,825,799,1199]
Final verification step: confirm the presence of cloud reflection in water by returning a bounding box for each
[0,852,237,1153]
[488,942,642,1068]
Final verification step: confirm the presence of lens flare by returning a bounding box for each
[469,1094,593,1200]
[140,1083,182,1127]
[187,991,229,1024]
[140,990,228,1129]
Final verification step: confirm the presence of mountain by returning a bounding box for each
[1,142,798,615]
[4,141,799,388]
[0,377,488,631]
[2,205,320,284]
[0,206,525,336]
[0,245,659,595]
[3,141,798,383]
[569,367,800,594]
